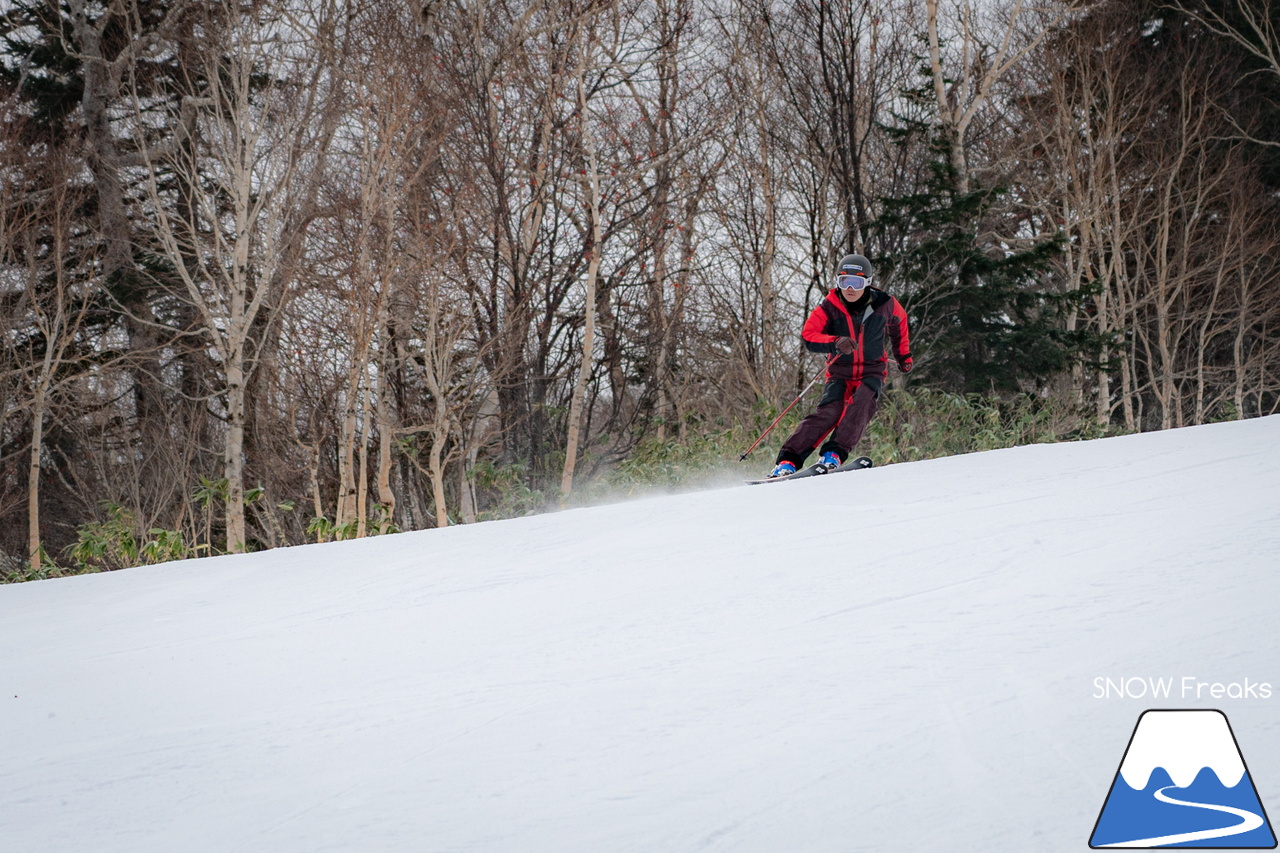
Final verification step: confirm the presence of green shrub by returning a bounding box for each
[575,387,1119,501]
[66,502,191,573]
[0,544,79,583]
[862,387,1113,465]
[306,513,399,543]
[471,460,547,520]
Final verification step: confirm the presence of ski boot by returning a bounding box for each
[816,451,843,473]
[767,461,797,479]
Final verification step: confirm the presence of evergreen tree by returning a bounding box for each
[870,86,1089,394]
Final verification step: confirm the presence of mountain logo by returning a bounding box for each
[1090,709,1276,848]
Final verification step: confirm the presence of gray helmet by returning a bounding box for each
[837,254,873,279]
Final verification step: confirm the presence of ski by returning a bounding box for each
[746,456,873,485]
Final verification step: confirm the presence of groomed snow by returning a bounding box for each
[2,417,1279,852]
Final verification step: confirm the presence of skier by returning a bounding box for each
[767,253,912,479]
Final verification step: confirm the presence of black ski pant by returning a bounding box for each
[776,378,879,468]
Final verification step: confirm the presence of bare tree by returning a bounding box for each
[926,0,1076,193]
[1017,2,1280,428]
[0,125,93,572]
[136,0,336,551]
[560,24,606,499]
[734,0,919,401]
[1170,0,1280,97]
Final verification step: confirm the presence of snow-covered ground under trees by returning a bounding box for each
[3,417,1280,852]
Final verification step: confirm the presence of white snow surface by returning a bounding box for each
[1119,710,1246,789]
[3,417,1280,852]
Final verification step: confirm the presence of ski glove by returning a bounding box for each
[896,355,913,373]
[835,336,855,355]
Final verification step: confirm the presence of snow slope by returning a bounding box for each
[2,417,1279,853]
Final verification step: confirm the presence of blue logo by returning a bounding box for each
[1090,710,1276,848]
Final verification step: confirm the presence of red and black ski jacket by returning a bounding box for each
[802,287,911,391]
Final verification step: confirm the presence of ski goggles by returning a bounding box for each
[836,273,870,290]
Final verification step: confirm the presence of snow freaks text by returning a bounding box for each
[1093,677,1273,700]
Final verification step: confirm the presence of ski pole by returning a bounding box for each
[738,357,834,462]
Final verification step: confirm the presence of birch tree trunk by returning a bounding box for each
[561,62,603,500]
[428,418,450,528]
[356,374,372,539]
[376,371,398,529]
[224,350,247,551]
[23,248,57,574]
[27,380,48,572]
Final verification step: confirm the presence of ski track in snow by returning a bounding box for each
[1,418,1279,852]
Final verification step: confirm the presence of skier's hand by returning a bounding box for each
[896,355,913,373]
[835,336,855,355]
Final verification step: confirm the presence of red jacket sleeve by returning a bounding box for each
[802,302,838,353]
[888,296,911,362]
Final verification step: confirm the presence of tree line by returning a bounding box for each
[2,0,1278,576]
